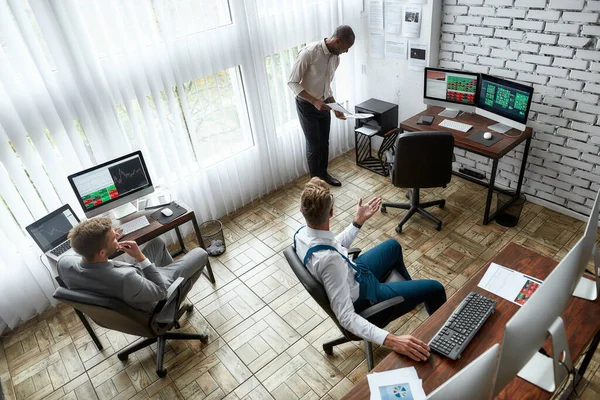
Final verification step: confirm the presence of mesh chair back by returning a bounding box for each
[392,131,454,189]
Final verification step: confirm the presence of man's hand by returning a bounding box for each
[113,227,124,240]
[384,334,430,361]
[312,99,331,111]
[354,197,382,226]
[118,241,146,263]
[333,110,347,120]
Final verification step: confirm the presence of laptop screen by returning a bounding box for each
[26,205,80,252]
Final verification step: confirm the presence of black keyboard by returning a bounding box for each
[429,292,497,360]
[50,241,71,256]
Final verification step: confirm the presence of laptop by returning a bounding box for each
[26,204,80,261]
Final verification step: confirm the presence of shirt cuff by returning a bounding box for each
[372,327,389,346]
[288,82,305,96]
[348,223,360,235]
[138,258,152,269]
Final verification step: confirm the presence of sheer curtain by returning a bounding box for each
[0,0,358,333]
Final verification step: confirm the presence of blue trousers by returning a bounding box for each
[353,239,447,316]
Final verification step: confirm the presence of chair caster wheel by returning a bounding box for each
[117,353,128,361]
[323,345,333,356]
[436,223,442,231]
[395,225,402,234]
[186,304,194,313]
[157,369,167,378]
[406,191,411,200]
[380,206,387,213]
[439,201,445,209]
[200,334,209,344]
[174,321,181,329]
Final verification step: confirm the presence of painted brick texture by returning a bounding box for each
[441,0,600,213]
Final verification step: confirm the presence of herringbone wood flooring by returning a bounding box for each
[1,152,599,400]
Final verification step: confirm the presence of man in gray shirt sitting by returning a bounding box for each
[59,217,207,315]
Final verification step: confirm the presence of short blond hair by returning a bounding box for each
[300,177,333,226]
[68,217,113,260]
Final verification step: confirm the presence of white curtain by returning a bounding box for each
[0,0,359,333]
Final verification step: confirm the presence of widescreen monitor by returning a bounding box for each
[423,67,479,117]
[67,151,153,218]
[475,74,533,133]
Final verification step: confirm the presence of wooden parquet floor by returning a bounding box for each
[1,152,599,400]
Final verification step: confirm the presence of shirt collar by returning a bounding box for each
[305,226,335,240]
[80,261,114,269]
[321,38,331,56]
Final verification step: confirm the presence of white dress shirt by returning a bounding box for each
[294,224,389,345]
[287,39,340,101]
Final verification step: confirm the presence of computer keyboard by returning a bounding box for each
[439,119,473,132]
[51,241,71,256]
[429,292,497,360]
[120,216,150,235]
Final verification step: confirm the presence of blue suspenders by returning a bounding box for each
[293,226,380,302]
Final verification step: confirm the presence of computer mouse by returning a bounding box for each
[483,132,493,140]
[161,208,173,217]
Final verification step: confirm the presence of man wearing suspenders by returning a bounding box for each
[294,178,447,361]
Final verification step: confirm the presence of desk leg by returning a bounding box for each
[192,217,216,284]
[169,227,187,258]
[483,159,499,225]
[559,330,600,400]
[515,137,531,198]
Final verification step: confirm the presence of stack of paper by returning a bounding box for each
[367,367,426,400]
[356,125,379,136]
[326,102,374,119]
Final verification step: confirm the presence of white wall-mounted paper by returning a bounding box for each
[409,43,427,70]
[370,31,385,59]
[403,5,422,38]
[385,0,403,34]
[369,0,384,30]
[385,36,407,60]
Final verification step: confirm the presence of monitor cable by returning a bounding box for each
[39,253,58,290]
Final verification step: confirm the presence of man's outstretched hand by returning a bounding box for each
[384,334,430,362]
[354,197,382,226]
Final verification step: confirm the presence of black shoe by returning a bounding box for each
[321,174,342,187]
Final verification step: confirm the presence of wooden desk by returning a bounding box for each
[341,243,600,400]
[401,107,533,225]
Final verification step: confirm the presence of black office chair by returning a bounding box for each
[283,247,410,371]
[381,131,454,233]
[54,262,207,377]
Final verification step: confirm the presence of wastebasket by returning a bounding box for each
[199,220,226,256]
[496,192,526,227]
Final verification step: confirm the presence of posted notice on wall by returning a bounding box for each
[478,263,543,306]
[386,36,407,59]
[408,43,427,70]
[369,0,384,30]
[403,5,422,38]
[384,0,403,34]
[370,31,385,59]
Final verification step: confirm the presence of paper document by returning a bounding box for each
[356,126,379,136]
[478,263,543,306]
[369,0,384,30]
[385,0,403,34]
[369,31,385,58]
[367,367,426,400]
[403,5,422,38]
[326,103,374,119]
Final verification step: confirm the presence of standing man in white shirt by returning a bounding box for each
[294,178,447,361]
[288,25,355,187]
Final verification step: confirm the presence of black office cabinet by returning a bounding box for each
[354,98,399,176]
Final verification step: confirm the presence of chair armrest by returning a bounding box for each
[359,296,404,320]
[347,248,361,260]
[152,277,184,315]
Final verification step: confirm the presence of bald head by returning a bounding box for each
[328,25,355,55]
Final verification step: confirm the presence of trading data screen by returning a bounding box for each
[72,155,150,210]
[30,209,78,250]
[425,70,478,105]
[479,79,530,122]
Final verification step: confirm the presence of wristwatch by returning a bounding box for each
[352,221,362,229]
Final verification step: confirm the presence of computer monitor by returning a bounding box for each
[67,151,154,219]
[423,67,480,118]
[572,188,600,300]
[492,238,592,394]
[426,344,499,400]
[475,74,533,133]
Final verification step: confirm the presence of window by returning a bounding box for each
[265,45,303,136]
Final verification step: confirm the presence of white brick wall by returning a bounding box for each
[439,0,600,214]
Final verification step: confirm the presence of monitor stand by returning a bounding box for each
[573,243,600,301]
[112,203,138,220]
[488,123,512,134]
[438,108,461,118]
[517,317,572,392]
